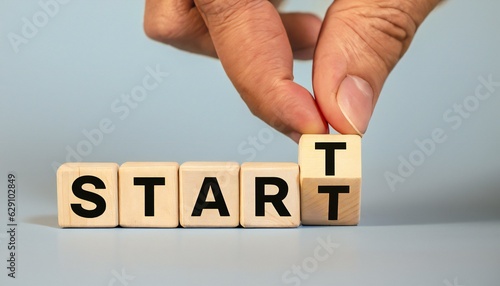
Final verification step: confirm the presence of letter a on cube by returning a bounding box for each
[57,163,119,228]
[179,162,240,228]
[299,135,361,225]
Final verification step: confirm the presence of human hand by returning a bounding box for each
[144,0,441,142]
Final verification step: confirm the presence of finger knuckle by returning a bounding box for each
[332,0,420,69]
[340,2,418,44]
[195,0,238,15]
[143,13,187,44]
[195,0,261,22]
[371,2,418,43]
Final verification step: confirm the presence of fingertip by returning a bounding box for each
[253,80,328,143]
[286,119,328,143]
[287,132,302,144]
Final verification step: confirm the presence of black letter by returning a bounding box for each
[315,142,347,176]
[134,177,165,216]
[192,177,230,216]
[71,175,107,218]
[255,177,291,217]
[318,186,350,220]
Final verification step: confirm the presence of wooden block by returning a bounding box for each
[57,162,119,228]
[299,135,361,225]
[179,162,240,227]
[240,162,300,228]
[118,162,179,227]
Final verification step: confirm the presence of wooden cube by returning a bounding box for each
[119,162,179,227]
[299,135,361,225]
[57,162,119,227]
[240,162,300,228]
[179,162,240,228]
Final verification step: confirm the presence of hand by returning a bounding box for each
[144,0,441,142]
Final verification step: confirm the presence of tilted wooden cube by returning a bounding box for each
[299,135,361,225]
[119,162,179,228]
[179,162,240,228]
[57,162,119,227]
[240,162,300,228]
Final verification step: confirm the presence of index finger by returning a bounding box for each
[194,0,327,140]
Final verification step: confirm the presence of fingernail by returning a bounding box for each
[287,131,302,144]
[337,75,374,135]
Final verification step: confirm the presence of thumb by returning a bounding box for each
[313,0,441,135]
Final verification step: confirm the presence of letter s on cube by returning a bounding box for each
[57,163,119,228]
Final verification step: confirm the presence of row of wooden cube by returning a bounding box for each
[57,135,361,228]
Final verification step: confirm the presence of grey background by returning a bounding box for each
[1,0,499,285]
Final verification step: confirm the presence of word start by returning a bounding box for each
[57,135,361,228]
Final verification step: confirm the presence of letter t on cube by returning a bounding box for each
[119,162,179,228]
[299,135,361,225]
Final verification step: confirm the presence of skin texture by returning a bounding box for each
[144,0,442,142]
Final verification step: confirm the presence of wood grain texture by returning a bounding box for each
[57,162,119,228]
[240,162,300,228]
[299,135,362,225]
[119,162,179,228]
[179,162,240,228]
